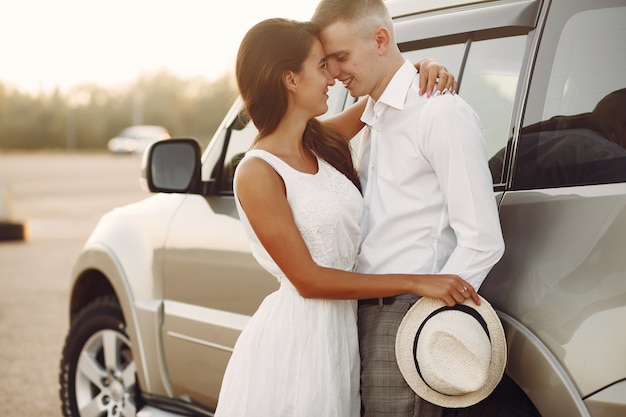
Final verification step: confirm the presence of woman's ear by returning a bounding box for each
[283,70,298,92]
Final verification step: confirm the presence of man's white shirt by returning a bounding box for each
[354,60,504,290]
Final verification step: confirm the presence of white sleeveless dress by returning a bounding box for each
[214,149,363,417]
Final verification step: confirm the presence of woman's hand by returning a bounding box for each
[415,58,457,97]
[412,274,480,307]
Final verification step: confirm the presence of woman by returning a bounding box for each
[214,18,476,417]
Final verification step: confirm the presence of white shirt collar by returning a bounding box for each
[360,60,417,126]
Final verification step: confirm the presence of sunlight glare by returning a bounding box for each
[0,0,319,94]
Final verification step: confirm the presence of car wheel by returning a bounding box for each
[442,374,541,417]
[59,296,142,417]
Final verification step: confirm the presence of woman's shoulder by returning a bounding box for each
[236,151,279,180]
[242,149,288,169]
[234,150,288,195]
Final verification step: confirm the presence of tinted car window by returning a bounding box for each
[218,116,257,193]
[513,6,626,190]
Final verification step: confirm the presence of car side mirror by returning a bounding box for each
[141,138,202,193]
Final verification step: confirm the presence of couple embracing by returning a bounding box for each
[214,0,505,416]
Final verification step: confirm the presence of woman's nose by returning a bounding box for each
[326,60,341,80]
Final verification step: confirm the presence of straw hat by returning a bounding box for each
[395,295,507,408]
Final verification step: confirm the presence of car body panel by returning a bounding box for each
[162,300,248,406]
[499,312,591,417]
[159,193,276,405]
[161,195,275,315]
[483,184,626,413]
[71,193,185,397]
[584,380,626,417]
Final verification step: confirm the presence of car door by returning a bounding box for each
[158,103,277,408]
[481,1,626,415]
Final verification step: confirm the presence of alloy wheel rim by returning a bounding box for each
[75,329,137,417]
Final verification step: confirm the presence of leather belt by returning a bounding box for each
[358,297,397,307]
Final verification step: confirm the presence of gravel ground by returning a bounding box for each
[0,152,150,416]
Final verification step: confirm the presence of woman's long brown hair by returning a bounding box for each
[235,18,361,192]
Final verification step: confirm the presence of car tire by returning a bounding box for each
[59,296,143,417]
[442,374,541,417]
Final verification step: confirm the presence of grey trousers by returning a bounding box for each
[358,295,443,417]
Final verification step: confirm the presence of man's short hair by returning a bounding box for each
[311,0,394,42]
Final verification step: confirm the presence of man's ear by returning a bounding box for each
[283,70,298,92]
[374,26,391,53]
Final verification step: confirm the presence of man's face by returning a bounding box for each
[318,20,380,98]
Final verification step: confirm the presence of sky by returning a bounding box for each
[0,0,321,94]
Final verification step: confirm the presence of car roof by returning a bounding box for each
[387,0,540,45]
[386,0,498,18]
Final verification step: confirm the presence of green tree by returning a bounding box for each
[0,70,238,151]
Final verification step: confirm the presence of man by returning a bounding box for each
[311,1,506,416]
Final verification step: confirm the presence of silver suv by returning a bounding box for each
[59,1,626,416]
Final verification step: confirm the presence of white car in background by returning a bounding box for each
[107,125,171,155]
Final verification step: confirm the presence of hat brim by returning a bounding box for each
[395,295,507,408]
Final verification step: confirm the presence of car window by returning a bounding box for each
[461,35,526,185]
[403,37,526,185]
[217,115,257,194]
[513,5,626,190]
[403,45,465,93]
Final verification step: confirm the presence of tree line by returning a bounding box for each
[0,70,239,151]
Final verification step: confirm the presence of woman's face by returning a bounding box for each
[293,39,336,118]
